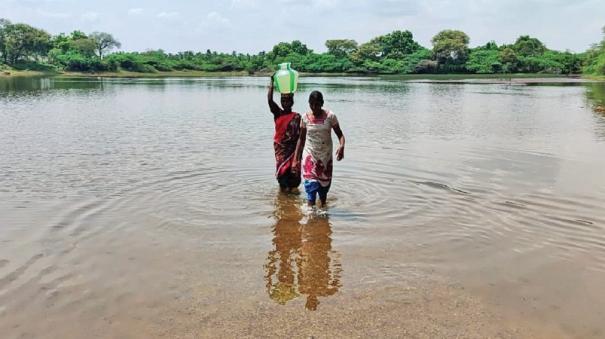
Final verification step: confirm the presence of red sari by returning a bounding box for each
[274,112,302,187]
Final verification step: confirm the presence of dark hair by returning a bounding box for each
[309,90,324,106]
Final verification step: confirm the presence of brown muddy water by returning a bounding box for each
[1,76,605,338]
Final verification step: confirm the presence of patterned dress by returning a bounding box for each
[274,112,302,187]
[301,110,339,187]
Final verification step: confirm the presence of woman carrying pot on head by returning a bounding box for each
[268,75,301,192]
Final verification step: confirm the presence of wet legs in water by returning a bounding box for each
[308,196,328,207]
[278,172,301,193]
[305,181,330,207]
[280,184,298,194]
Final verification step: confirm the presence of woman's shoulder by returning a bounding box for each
[303,111,318,120]
[326,109,338,120]
[325,109,340,127]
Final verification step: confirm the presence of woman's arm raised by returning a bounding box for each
[267,75,281,117]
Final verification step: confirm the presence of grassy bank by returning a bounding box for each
[61,70,251,78]
[0,63,600,81]
[0,69,58,78]
[584,75,605,81]
[382,73,572,79]
[1,68,594,80]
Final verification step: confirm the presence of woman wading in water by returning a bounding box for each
[293,91,345,207]
[268,76,301,192]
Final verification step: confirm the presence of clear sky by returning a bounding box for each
[1,0,604,53]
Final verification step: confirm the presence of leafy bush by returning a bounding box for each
[466,48,502,73]
[106,53,157,72]
[415,59,439,73]
[583,28,605,76]
[11,60,57,71]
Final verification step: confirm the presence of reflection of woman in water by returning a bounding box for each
[297,215,341,310]
[264,194,303,304]
[264,194,341,310]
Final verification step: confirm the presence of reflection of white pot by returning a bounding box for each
[270,281,298,304]
[274,63,299,94]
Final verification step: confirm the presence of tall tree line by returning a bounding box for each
[0,18,602,75]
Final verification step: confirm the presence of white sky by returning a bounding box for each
[1,0,603,53]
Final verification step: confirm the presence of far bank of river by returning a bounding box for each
[1,67,603,82]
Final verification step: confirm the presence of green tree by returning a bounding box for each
[70,30,88,40]
[466,42,502,73]
[431,30,470,66]
[376,30,421,58]
[325,39,358,58]
[49,30,120,72]
[50,33,69,51]
[351,40,381,62]
[70,38,97,57]
[290,40,310,55]
[62,31,97,57]
[499,47,518,72]
[48,30,99,70]
[270,40,311,59]
[512,35,546,57]
[3,22,51,64]
[350,30,421,64]
[0,18,11,64]
[583,27,605,75]
[90,32,121,59]
[399,48,432,73]
[415,59,439,73]
[51,32,90,52]
[542,50,581,74]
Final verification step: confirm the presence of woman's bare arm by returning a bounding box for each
[267,76,281,117]
[333,124,345,161]
[292,122,307,171]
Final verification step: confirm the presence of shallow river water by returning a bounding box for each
[1,76,605,338]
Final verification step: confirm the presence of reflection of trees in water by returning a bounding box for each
[0,77,104,93]
[585,83,605,139]
[264,193,341,310]
[586,82,605,113]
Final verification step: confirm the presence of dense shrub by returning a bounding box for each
[466,48,502,73]
[583,27,605,76]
